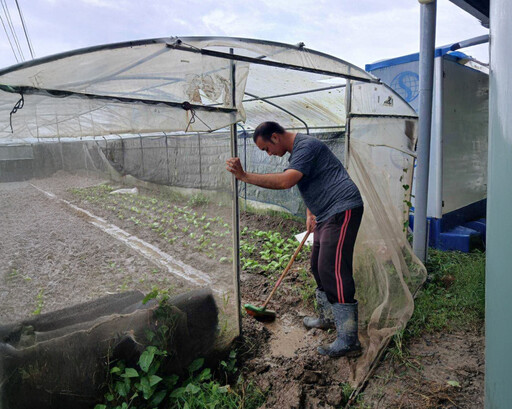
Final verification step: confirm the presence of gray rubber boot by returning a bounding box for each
[317,301,362,358]
[303,289,334,330]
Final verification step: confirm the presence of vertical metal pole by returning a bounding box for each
[412,0,436,262]
[198,132,202,189]
[118,134,125,172]
[344,79,352,168]
[244,135,247,211]
[58,135,64,170]
[83,137,88,171]
[432,57,443,220]
[164,132,170,184]
[139,134,145,179]
[173,136,178,185]
[229,48,242,336]
[103,136,109,165]
[486,0,512,406]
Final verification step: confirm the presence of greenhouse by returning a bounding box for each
[0,36,426,408]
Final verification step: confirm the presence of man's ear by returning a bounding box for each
[271,133,278,144]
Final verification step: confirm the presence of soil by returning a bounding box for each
[0,174,191,325]
[0,172,485,408]
[359,329,485,409]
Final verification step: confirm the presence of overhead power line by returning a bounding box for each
[15,0,34,58]
[1,0,25,61]
[0,13,19,62]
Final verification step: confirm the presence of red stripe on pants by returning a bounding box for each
[335,209,351,303]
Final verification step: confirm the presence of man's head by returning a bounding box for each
[252,121,288,157]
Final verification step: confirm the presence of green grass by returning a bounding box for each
[386,248,485,364]
[407,248,485,337]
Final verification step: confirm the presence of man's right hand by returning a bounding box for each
[226,157,247,182]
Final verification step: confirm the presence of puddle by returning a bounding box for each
[265,315,309,358]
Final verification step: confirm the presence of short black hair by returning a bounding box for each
[253,121,285,143]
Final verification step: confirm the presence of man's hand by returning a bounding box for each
[226,157,247,182]
[306,212,316,233]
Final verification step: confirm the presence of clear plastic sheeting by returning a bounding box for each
[242,66,348,130]
[349,116,417,217]
[0,36,378,140]
[351,82,418,117]
[344,99,423,386]
[98,131,346,217]
[0,36,425,393]
[0,91,240,138]
[174,37,376,83]
[0,44,249,138]
[105,133,234,191]
[0,43,250,110]
[347,138,426,385]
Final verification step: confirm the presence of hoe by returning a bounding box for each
[244,231,310,322]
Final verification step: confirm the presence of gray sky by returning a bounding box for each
[1,0,489,71]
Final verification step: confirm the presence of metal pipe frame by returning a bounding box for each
[412,0,437,262]
[432,57,443,219]
[167,43,378,84]
[0,36,376,85]
[344,80,352,167]
[229,48,242,337]
[242,84,346,103]
[244,91,310,134]
[0,84,237,114]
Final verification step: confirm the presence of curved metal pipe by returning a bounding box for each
[244,91,310,134]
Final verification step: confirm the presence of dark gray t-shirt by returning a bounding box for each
[286,134,363,223]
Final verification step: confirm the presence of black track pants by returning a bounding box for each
[310,206,363,304]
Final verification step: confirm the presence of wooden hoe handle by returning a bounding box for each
[262,231,311,310]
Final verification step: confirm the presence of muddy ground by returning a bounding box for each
[0,172,484,408]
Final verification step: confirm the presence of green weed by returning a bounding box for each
[96,320,264,409]
[32,289,44,315]
[7,268,19,281]
[166,352,265,409]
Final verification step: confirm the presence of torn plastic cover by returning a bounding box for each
[0,45,249,138]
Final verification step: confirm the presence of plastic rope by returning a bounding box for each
[182,101,213,133]
[9,92,24,133]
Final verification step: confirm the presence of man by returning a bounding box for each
[226,121,364,358]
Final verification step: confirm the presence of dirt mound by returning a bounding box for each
[239,313,356,409]
[239,266,358,409]
[240,211,304,238]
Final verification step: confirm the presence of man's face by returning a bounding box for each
[255,134,287,157]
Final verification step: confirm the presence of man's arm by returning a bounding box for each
[226,157,303,190]
[241,170,303,190]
